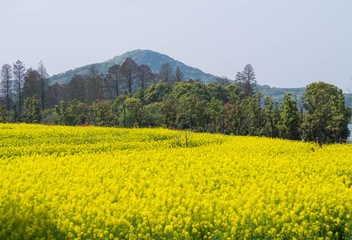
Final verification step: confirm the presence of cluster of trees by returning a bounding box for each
[0,58,186,113]
[0,60,49,113]
[48,58,187,109]
[0,60,350,145]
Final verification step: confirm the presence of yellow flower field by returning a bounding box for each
[1,123,352,239]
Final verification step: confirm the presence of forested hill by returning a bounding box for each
[49,49,218,85]
[257,85,306,105]
[257,85,352,107]
[49,49,351,106]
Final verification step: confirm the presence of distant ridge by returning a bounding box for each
[49,49,218,85]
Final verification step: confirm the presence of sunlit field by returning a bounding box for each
[1,124,352,239]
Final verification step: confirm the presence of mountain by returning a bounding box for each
[49,49,218,85]
[49,49,352,107]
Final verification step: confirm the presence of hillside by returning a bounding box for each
[257,85,306,105]
[49,49,218,85]
[257,85,352,107]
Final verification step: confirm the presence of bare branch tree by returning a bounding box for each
[104,64,122,99]
[1,64,13,111]
[37,61,49,110]
[174,67,184,83]
[136,64,153,90]
[159,63,174,84]
[120,58,138,94]
[13,60,26,113]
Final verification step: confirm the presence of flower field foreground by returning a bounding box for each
[1,124,352,239]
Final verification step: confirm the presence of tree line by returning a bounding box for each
[0,59,350,145]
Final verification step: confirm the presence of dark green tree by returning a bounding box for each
[134,88,146,104]
[160,93,178,128]
[0,105,8,123]
[206,83,230,103]
[245,93,265,136]
[125,97,149,127]
[176,95,209,131]
[56,101,71,125]
[193,98,211,132]
[208,98,225,133]
[0,105,15,123]
[173,82,210,102]
[22,96,41,123]
[93,100,118,127]
[144,82,171,104]
[302,82,351,144]
[263,97,280,138]
[56,100,90,125]
[145,102,163,127]
[235,64,257,97]
[223,100,247,135]
[23,68,41,100]
[278,93,300,140]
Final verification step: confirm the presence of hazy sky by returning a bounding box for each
[1,0,351,91]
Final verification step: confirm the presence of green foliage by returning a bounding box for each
[133,88,145,103]
[302,82,351,144]
[224,102,246,135]
[160,94,178,128]
[145,102,163,127]
[118,108,135,128]
[112,94,132,110]
[208,98,225,133]
[263,97,281,138]
[246,93,265,136]
[93,100,118,127]
[223,93,265,136]
[277,93,301,140]
[40,108,59,125]
[206,83,231,103]
[176,95,209,131]
[0,106,7,123]
[226,84,243,103]
[173,82,210,102]
[4,63,352,145]
[0,106,15,123]
[56,100,90,126]
[22,96,41,124]
[144,82,171,104]
[124,98,149,127]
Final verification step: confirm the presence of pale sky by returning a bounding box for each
[1,0,352,91]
